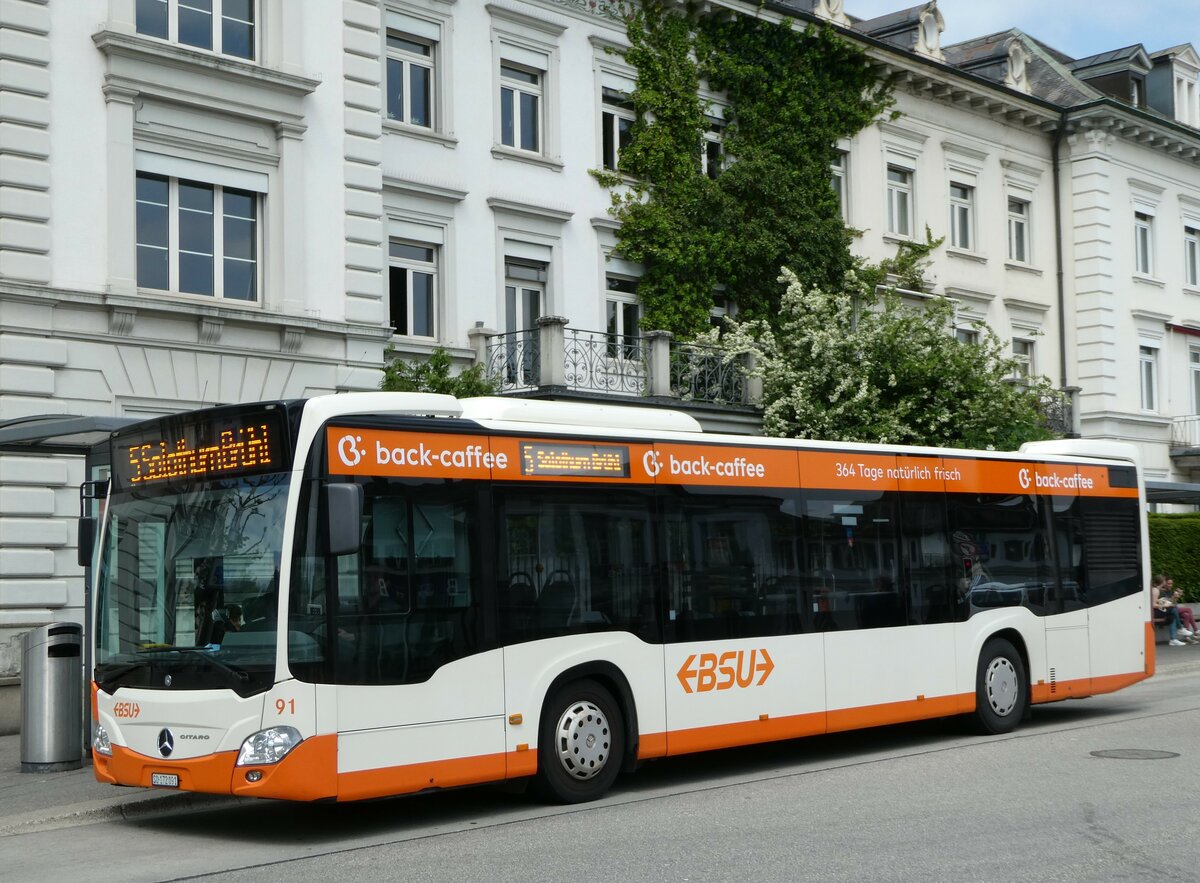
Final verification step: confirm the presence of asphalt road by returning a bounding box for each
[4,673,1198,883]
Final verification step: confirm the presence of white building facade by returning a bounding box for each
[1,0,1198,726]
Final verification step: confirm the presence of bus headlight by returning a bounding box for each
[93,724,112,757]
[236,726,301,766]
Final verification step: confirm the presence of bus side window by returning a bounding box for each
[800,490,903,631]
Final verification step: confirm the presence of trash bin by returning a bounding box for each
[20,623,84,773]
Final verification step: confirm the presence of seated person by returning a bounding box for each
[1153,575,1185,646]
[209,604,244,646]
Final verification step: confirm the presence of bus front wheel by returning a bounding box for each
[973,638,1028,735]
[535,679,624,804]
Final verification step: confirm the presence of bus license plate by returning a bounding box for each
[150,773,179,788]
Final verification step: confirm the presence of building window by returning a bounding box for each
[700,123,725,180]
[135,172,258,301]
[949,182,974,250]
[605,276,640,360]
[500,63,542,153]
[1011,338,1033,381]
[831,152,847,220]
[388,240,437,338]
[955,327,979,345]
[135,0,255,60]
[1186,226,1199,287]
[503,258,546,385]
[886,166,913,237]
[1191,348,1200,414]
[385,31,433,128]
[1007,198,1029,263]
[600,89,634,172]
[504,258,546,332]
[1134,211,1153,275]
[1140,345,1158,411]
[710,292,730,332]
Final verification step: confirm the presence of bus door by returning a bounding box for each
[332,481,506,795]
[1041,472,1089,694]
[660,481,825,753]
[1051,464,1143,687]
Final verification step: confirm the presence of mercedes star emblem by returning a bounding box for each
[164,674,172,687]
[158,728,175,758]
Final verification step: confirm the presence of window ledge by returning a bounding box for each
[881,233,917,246]
[1183,285,1200,297]
[383,120,458,148]
[946,247,988,264]
[1004,261,1043,276]
[112,290,393,340]
[388,339,475,362]
[491,145,564,172]
[1133,273,1166,288]
[92,30,318,125]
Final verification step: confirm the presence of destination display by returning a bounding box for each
[112,409,285,492]
[519,442,630,477]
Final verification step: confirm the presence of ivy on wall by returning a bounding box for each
[596,1,894,338]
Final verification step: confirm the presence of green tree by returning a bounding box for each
[379,347,496,397]
[717,263,1062,449]
[595,2,893,338]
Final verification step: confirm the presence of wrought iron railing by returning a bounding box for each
[1038,391,1074,437]
[1170,415,1200,449]
[563,328,647,395]
[669,341,746,404]
[484,329,540,393]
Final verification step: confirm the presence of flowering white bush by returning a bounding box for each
[717,268,1062,449]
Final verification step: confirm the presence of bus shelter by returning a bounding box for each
[0,414,138,748]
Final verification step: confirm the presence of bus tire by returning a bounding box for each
[535,679,624,804]
[973,638,1028,735]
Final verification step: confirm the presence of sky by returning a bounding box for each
[844,0,1200,60]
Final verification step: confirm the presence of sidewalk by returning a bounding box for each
[3,647,1199,837]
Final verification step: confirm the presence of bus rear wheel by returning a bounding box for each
[535,679,624,804]
[973,638,1028,735]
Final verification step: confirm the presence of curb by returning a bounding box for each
[0,790,243,838]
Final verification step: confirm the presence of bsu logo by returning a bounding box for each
[677,648,775,694]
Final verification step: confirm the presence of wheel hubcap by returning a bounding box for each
[985,657,1019,717]
[555,700,611,781]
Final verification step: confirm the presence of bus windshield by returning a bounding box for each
[94,473,289,696]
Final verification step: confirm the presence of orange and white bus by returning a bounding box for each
[89,393,1152,803]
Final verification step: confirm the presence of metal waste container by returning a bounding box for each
[20,623,84,773]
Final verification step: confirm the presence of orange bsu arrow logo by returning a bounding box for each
[677,649,775,693]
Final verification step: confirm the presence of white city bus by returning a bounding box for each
[89,394,1153,803]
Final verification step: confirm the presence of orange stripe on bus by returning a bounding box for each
[826,693,972,733]
[98,743,238,792]
[324,428,1138,498]
[507,746,538,779]
[637,732,668,760]
[337,751,510,801]
[1145,620,1157,677]
[1029,670,1150,704]
[662,711,826,756]
[232,733,337,801]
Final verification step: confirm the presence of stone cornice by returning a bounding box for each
[92,30,319,126]
[1071,106,1200,167]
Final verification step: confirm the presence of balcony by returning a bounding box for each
[1170,415,1200,471]
[470,317,759,414]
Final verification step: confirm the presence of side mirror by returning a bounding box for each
[77,517,97,568]
[325,484,363,556]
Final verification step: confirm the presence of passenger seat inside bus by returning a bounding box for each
[537,570,577,631]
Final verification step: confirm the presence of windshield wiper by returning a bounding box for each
[126,646,251,683]
[175,649,250,683]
